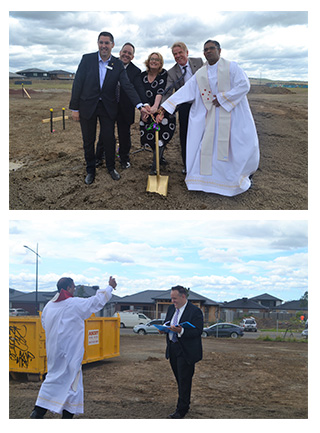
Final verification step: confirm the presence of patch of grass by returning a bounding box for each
[258,335,307,343]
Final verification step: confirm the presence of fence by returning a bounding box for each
[221,310,307,326]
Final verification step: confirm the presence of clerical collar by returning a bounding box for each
[54,289,74,302]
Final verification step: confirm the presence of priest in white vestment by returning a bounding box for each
[160,40,259,196]
[30,276,117,418]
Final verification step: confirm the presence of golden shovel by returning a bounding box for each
[146,129,169,197]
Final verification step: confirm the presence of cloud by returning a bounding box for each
[9,219,308,301]
[9,11,308,80]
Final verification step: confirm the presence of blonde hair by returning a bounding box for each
[144,52,164,73]
[171,42,188,53]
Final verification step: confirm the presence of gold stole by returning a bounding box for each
[195,58,231,175]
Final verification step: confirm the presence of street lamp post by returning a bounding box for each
[23,243,40,315]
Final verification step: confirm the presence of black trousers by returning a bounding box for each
[95,109,132,164]
[33,405,74,418]
[169,341,195,415]
[80,101,116,174]
[117,109,132,164]
[177,102,192,169]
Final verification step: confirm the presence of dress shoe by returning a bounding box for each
[85,173,95,185]
[168,410,186,419]
[108,169,121,181]
[120,161,131,169]
[30,409,43,419]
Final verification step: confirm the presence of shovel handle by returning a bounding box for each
[155,129,160,177]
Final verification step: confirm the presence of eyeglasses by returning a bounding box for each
[150,57,160,62]
[204,46,218,53]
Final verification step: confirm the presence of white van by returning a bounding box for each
[114,311,151,328]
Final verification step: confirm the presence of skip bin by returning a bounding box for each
[9,315,47,378]
[9,314,120,380]
[83,315,120,364]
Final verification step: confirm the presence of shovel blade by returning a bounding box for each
[146,174,169,197]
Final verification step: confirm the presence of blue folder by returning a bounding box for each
[153,321,196,333]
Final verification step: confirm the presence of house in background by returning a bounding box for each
[113,289,220,322]
[221,297,269,322]
[273,300,308,316]
[9,290,56,315]
[48,70,75,80]
[16,68,49,79]
[250,293,282,308]
[9,286,307,323]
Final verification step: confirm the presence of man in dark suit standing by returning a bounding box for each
[163,285,203,419]
[69,32,149,185]
[95,42,147,169]
[161,43,203,173]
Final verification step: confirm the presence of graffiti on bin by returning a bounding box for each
[9,324,35,368]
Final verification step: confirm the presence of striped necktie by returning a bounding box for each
[171,308,180,342]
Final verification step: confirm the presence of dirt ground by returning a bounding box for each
[9,334,308,419]
[9,84,308,210]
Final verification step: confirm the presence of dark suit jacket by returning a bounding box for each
[165,301,203,365]
[69,52,141,121]
[119,62,146,125]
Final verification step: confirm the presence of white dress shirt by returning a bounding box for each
[168,301,188,340]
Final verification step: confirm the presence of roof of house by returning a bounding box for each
[250,293,283,302]
[16,68,47,74]
[116,290,165,304]
[48,69,73,75]
[9,72,26,78]
[222,297,269,309]
[9,291,57,303]
[274,300,308,311]
[153,289,219,305]
[116,289,219,306]
[74,285,121,302]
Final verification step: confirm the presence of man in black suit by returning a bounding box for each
[163,285,203,419]
[95,42,147,169]
[69,32,149,184]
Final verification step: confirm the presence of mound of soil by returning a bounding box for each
[9,86,308,210]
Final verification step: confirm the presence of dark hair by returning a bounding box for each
[98,31,114,43]
[121,42,135,54]
[204,40,221,50]
[57,277,74,292]
[171,285,190,297]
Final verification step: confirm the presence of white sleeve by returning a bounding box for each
[161,75,197,114]
[74,285,113,320]
[216,62,250,112]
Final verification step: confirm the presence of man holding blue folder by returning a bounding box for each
[161,285,203,418]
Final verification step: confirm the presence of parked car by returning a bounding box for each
[301,319,308,338]
[9,308,30,316]
[301,328,308,338]
[202,323,244,338]
[113,311,151,328]
[133,319,165,335]
[239,317,257,332]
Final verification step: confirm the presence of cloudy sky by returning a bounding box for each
[9,218,308,303]
[9,9,308,81]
